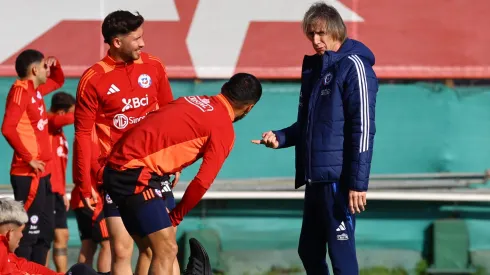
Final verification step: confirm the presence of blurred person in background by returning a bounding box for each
[252,2,378,274]
[1,49,65,265]
[73,10,175,275]
[0,197,100,275]
[46,91,75,272]
[70,131,111,275]
[484,169,490,180]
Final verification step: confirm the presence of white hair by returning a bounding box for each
[0,197,28,225]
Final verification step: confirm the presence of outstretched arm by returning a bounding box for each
[252,123,299,149]
[169,131,234,226]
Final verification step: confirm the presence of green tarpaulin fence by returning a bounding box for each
[2,78,490,274]
[0,78,489,184]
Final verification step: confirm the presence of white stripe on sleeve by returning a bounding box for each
[348,55,369,153]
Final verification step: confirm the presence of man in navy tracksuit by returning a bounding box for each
[253,2,378,274]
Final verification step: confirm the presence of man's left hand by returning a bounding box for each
[348,190,367,214]
[63,195,69,211]
[171,171,181,188]
[169,211,178,227]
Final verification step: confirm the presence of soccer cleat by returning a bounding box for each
[183,238,213,275]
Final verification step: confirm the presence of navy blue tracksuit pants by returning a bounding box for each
[298,182,358,275]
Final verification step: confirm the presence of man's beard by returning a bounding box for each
[121,49,138,62]
[233,111,249,123]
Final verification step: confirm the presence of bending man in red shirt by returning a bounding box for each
[1,49,65,264]
[73,10,174,275]
[0,198,100,275]
[47,92,75,273]
[103,73,263,274]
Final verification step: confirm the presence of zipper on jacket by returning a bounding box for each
[124,63,134,91]
[306,76,323,183]
[304,89,312,183]
[306,55,330,183]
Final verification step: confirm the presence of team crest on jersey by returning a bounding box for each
[138,74,152,88]
[30,215,39,224]
[105,194,113,204]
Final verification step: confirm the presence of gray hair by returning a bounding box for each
[302,1,347,42]
[0,198,28,226]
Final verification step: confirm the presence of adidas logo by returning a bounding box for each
[161,181,172,192]
[107,84,120,95]
[336,221,346,232]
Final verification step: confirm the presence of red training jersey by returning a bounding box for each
[74,52,174,198]
[48,112,74,195]
[0,236,12,274]
[1,60,65,177]
[1,235,61,275]
[107,94,236,226]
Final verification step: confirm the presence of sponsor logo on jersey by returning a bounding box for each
[122,95,149,112]
[184,96,213,112]
[113,113,149,130]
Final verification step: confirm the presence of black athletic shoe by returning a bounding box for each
[183,238,212,275]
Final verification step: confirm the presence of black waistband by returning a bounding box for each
[150,173,170,183]
[148,173,171,191]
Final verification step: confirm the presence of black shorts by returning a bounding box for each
[74,208,109,243]
[54,193,68,229]
[103,166,175,237]
[11,174,55,262]
[102,192,121,218]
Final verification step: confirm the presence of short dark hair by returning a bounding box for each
[51,91,75,113]
[15,49,44,78]
[221,73,262,108]
[102,10,145,44]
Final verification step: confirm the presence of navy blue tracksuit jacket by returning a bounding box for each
[274,38,378,274]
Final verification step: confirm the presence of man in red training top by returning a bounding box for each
[47,91,75,273]
[0,198,100,275]
[70,131,111,275]
[73,10,174,275]
[1,49,65,264]
[103,72,263,274]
